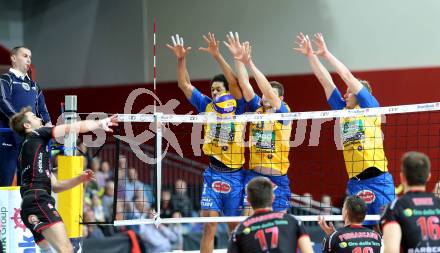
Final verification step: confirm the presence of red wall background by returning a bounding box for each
[40,67,440,205]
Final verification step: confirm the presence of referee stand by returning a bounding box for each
[57,95,84,252]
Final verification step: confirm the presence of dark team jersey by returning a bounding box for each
[381,191,440,253]
[323,225,382,253]
[19,127,54,196]
[228,210,309,253]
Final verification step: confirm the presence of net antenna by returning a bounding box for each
[153,18,157,114]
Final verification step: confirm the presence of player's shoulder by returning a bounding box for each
[283,213,303,225]
[282,101,291,112]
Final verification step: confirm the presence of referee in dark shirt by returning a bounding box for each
[227,177,314,253]
[381,151,440,253]
[318,196,382,253]
[0,46,51,186]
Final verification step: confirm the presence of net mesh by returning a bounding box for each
[107,102,440,226]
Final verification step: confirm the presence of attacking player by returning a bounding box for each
[295,32,395,229]
[319,196,382,253]
[381,151,440,253]
[228,176,314,253]
[9,106,117,253]
[224,32,292,213]
[167,33,246,253]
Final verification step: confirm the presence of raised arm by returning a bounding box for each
[223,32,255,102]
[167,34,194,100]
[315,33,363,94]
[237,42,282,109]
[294,33,336,100]
[51,169,95,193]
[52,115,118,139]
[199,32,242,100]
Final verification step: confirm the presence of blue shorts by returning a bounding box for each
[243,170,291,211]
[0,130,20,186]
[347,172,395,225]
[201,167,245,216]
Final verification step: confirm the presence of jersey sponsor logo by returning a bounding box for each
[338,231,380,241]
[412,197,434,206]
[408,247,440,253]
[339,242,348,248]
[243,213,284,227]
[201,197,213,208]
[21,82,30,91]
[212,181,231,193]
[356,190,376,204]
[243,227,251,234]
[403,208,413,217]
[38,153,43,173]
[47,203,54,209]
[1,142,12,147]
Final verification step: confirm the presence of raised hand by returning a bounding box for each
[166,34,192,59]
[313,33,329,57]
[199,32,220,57]
[223,31,243,58]
[99,114,118,132]
[318,216,336,236]
[294,33,313,56]
[235,41,252,65]
[80,169,96,182]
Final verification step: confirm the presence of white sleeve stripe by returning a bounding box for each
[0,81,17,113]
[327,231,338,251]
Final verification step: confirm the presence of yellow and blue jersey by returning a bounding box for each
[246,95,292,175]
[328,87,388,178]
[190,88,246,169]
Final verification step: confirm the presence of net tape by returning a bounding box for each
[117,102,440,123]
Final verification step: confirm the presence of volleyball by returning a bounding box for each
[213,92,236,114]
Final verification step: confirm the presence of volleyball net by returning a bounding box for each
[105,101,440,227]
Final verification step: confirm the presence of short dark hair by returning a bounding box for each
[359,80,372,94]
[210,74,229,91]
[402,151,431,186]
[246,177,273,209]
[10,106,32,136]
[10,46,29,56]
[344,195,367,223]
[270,81,284,97]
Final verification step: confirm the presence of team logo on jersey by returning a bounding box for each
[28,214,40,225]
[45,170,50,178]
[21,82,30,91]
[48,203,54,209]
[339,242,348,248]
[356,190,376,204]
[212,181,231,193]
[403,208,413,217]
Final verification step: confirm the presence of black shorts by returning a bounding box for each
[20,190,63,243]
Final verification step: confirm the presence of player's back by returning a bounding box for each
[381,191,440,252]
[228,210,308,253]
[323,225,382,253]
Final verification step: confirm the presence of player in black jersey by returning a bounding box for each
[9,107,117,253]
[318,196,382,253]
[227,177,314,253]
[381,151,440,253]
